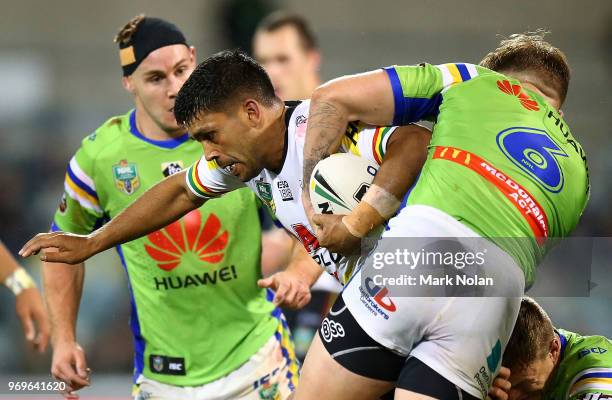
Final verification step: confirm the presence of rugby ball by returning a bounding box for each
[309,153,378,215]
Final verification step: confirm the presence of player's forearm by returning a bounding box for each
[0,241,22,282]
[286,237,322,287]
[43,261,84,345]
[342,125,430,238]
[1,241,37,296]
[90,171,203,253]
[372,125,430,200]
[303,70,395,186]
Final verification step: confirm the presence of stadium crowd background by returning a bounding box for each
[1,0,611,390]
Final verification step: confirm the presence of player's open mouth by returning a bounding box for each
[224,162,239,176]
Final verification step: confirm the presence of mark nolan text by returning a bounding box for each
[373,274,494,287]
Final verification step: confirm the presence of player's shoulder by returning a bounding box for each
[437,63,500,86]
[564,329,612,363]
[560,329,612,398]
[76,111,131,160]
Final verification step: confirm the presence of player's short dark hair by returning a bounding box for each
[256,11,318,50]
[480,31,570,105]
[174,50,279,126]
[503,297,555,370]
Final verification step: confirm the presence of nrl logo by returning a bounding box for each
[113,159,140,195]
[151,356,164,372]
[256,179,276,213]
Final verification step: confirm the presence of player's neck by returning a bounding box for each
[133,108,186,141]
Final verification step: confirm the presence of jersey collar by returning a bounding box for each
[272,101,300,175]
[555,329,568,360]
[129,110,190,149]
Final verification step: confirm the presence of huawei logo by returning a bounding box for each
[144,210,229,271]
[497,80,540,111]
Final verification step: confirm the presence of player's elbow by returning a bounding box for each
[311,82,335,105]
[310,82,350,118]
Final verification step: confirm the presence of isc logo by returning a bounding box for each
[578,347,608,359]
[321,318,345,343]
[168,362,182,371]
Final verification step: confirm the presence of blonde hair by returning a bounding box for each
[114,14,146,45]
[480,30,570,105]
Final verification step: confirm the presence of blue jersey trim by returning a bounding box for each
[383,67,442,124]
[66,164,99,199]
[116,245,145,382]
[50,221,61,232]
[558,330,568,360]
[129,110,189,149]
[455,63,471,82]
[270,307,298,390]
[383,67,405,126]
[579,371,612,380]
[403,96,442,123]
[266,288,276,302]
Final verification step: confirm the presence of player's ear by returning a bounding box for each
[122,76,135,94]
[549,334,561,360]
[243,99,261,127]
[189,46,196,63]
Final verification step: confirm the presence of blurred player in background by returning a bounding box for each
[491,297,612,400]
[253,12,320,103]
[300,33,588,399]
[253,11,342,360]
[42,15,302,400]
[0,240,49,353]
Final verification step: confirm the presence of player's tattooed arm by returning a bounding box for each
[302,99,346,189]
[20,170,205,264]
[302,70,395,214]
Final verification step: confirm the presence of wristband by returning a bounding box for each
[3,268,37,296]
[362,184,401,219]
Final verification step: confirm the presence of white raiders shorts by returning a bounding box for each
[342,205,525,399]
[133,322,299,400]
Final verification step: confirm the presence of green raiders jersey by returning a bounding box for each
[384,63,589,285]
[52,110,280,386]
[545,329,612,400]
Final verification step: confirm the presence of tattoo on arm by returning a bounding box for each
[303,101,347,185]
